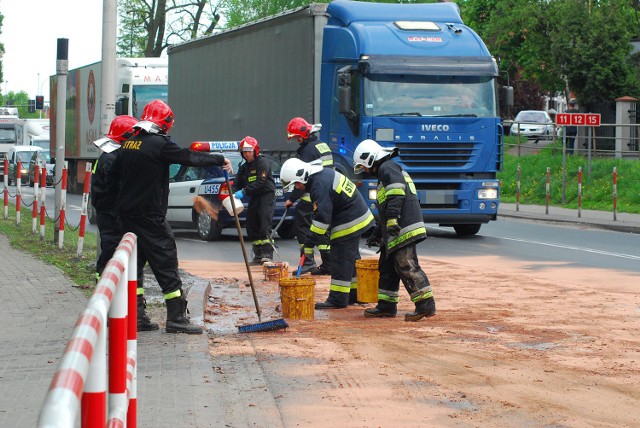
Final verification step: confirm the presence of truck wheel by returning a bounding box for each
[276,220,296,239]
[453,224,481,236]
[197,211,223,241]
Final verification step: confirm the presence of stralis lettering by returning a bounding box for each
[407,36,443,43]
[122,140,143,150]
[421,124,450,131]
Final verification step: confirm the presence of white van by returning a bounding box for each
[6,145,43,185]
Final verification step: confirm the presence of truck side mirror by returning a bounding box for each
[500,86,514,108]
[115,97,129,116]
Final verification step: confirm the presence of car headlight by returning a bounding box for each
[478,188,498,199]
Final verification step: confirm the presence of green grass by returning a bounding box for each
[499,137,640,213]
[0,202,98,293]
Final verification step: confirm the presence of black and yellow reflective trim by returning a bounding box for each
[92,158,99,174]
[252,239,272,246]
[330,211,374,240]
[303,247,315,255]
[387,225,427,250]
[317,244,330,251]
[248,175,256,182]
[164,289,182,300]
[330,279,351,294]
[310,219,329,235]
[378,288,400,303]
[137,287,144,296]
[333,173,356,197]
[301,194,312,202]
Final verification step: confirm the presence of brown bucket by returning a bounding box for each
[278,277,315,320]
[355,258,379,303]
[263,262,289,282]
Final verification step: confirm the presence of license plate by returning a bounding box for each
[202,183,221,195]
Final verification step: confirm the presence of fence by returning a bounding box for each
[38,232,139,428]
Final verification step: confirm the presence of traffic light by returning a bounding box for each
[35,95,44,110]
[28,99,36,113]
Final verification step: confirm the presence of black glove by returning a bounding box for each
[366,234,382,248]
[386,218,400,238]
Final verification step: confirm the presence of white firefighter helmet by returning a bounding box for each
[281,158,323,192]
[353,139,397,174]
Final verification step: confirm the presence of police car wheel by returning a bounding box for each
[197,211,223,241]
[276,220,296,239]
[453,224,481,236]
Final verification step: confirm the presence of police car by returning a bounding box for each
[166,141,296,241]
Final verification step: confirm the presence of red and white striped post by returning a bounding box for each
[16,161,22,225]
[3,158,8,219]
[577,167,583,218]
[58,162,68,249]
[516,164,521,211]
[612,167,617,221]
[39,160,47,240]
[32,164,40,234]
[38,233,138,428]
[77,163,92,256]
[545,167,550,215]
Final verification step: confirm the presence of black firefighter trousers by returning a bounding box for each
[119,214,183,299]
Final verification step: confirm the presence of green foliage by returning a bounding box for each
[0,203,98,293]
[0,91,42,118]
[499,138,640,213]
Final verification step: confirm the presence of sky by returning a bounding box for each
[1,0,104,99]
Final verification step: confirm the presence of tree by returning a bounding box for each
[0,11,5,94]
[117,0,223,57]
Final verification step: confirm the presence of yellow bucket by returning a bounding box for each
[263,262,289,282]
[355,258,379,303]
[279,277,315,320]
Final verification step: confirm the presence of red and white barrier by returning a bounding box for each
[3,158,8,219]
[38,233,138,428]
[545,166,550,215]
[16,161,22,225]
[577,167,583,218]
[58,162,68,249]
[612,167,617,221]
[32,164,40,234]
[77,163,92,256]
[39,160,47,239]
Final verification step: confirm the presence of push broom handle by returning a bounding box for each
[224,170,262,321]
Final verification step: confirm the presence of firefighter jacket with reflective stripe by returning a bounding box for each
[376,160,426,254]
[91,151,118,214]
[111,131,227,217]
[287,135,334,203]
[304,168,374,246]
[233,155,276,196]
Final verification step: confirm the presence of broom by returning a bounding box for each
[223,170,288,333]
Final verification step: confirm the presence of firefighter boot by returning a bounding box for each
[250,244,263,265]
[315,291,349,309]
[310,251,331,275]
[404,297,436,322]
[165,295,203,334]
[260,244,273,264]
[137,295,159,331]
[364,301,397,318]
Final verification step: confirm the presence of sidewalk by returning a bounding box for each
[1,204,638,426]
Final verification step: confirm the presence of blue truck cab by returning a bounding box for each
[321,0,504,235]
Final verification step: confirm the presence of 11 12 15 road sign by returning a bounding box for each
[556,113,601,126]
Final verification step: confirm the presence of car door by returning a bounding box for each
[166,164,205,225]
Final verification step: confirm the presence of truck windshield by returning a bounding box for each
[131,85,169,119]
[364,74,496,118]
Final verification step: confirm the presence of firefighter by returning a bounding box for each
[284,117,334,275]
[353,139,436,321]
[110,100,233,334]
[281,158,374,309]
[91,115,158,332]
[232,136,276,264]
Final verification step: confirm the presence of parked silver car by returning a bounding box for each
[509,110,554,143]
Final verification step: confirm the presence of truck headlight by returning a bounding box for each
[368,188,377,201]
[478,188,498,199]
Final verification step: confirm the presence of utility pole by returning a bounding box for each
[54,39,68,243]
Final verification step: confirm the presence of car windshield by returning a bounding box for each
[515,112,549,123]
[364,74,497,118]
[33,151,50,162]
[17,151,38,163]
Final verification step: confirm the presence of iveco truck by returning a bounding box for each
[168,0,511,235]
[50,58,168,193]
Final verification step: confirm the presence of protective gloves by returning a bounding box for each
[234,189,244,199]
[366,234,382,248]
[386,218,400,238]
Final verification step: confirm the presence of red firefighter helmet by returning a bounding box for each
[287,117,313,140]
[106,115,138,143]
[139,99,174,133]
[239,136,259,156]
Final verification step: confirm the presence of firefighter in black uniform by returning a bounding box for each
[110,100,233,334]
[281,158,374,309]
[284,117,334,275]
[353,139,436,321]
[91,115,158,332]
[232,136,276,264]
